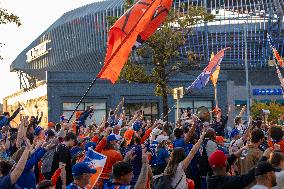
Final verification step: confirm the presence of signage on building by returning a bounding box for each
[252,88,283,95]
[26,40,51,62]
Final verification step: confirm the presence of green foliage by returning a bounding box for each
[250,102,284,124]
[0,8,21,60]
[0,8,21,26]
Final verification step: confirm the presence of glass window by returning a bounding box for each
[63,101,106,125]
[174,100,213,122]
[125,102,158,122]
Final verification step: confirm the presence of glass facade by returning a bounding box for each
[174,0,284,68]
[124,102,159,122]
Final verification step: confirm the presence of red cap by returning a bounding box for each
[208,150,227,168]
[215,136,224,144]
[48,122,55,128]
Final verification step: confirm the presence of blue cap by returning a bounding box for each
[72,162,97,176]
[230,128,240,138]
[132,121,142,131]
[34,126,43,136]
[107,134,119,142]
[84,142,97,151]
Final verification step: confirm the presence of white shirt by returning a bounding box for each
[171,163,187,189]
[250,185,269,189]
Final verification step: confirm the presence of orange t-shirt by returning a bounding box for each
[100,149,123,179]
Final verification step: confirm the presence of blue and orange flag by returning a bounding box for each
[98,0,172,84]
[186,47,230,90]
[267,34,284,68]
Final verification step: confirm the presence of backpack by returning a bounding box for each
[153,174,183,189]
[41,146,57,175]
[198,139,211,176]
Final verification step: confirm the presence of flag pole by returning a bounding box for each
[68,76,98,123]
[244,22,251,127]
[214,85,218,108]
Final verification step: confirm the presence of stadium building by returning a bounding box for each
[3,0,284,126]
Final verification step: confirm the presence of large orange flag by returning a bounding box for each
[98,0,164,84]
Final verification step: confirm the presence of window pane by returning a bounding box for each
[63,111,76,123]
[63,103,84,111]
[85,102,106,110]
[85,110,106,126]
[194,101,212,109]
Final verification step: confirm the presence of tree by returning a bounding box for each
[0,8,21,60]
[108,2,214,120]
[250,102,284,124]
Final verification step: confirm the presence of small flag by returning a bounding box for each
[209,52,221,87]
[83,148,107,189]
[186,47,230,90]
[98,0,166,84]
[267,34,284,67]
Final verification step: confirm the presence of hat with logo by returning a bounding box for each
[72,162,97,176]
[208,150,227,168]
[107,134,119,142]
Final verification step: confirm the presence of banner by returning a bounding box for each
[83,148,107,189]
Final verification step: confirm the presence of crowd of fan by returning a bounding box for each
[0,101,283,189]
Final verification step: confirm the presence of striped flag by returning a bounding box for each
[210,52,221,87]
[186,47,230,90]
[267,34,284,67]
[83,148,107,189]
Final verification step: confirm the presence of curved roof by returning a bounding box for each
[11,0,125,80]
[11,0,283,80]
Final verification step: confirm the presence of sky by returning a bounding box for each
[0,0,98,101]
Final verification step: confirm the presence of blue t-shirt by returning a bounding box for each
[149,140,158,166]
[66,183,80,189]
[0,175,19,189]
[103,181,132,189]
[156,147,170,166]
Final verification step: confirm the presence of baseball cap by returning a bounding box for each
[48,122,55,128]
[156,135,169,143]
[107,134,119,142]
[132,121,142,131]
[216,136,225,143]
[230,128,240,138]
[152,128,163,136]
[208,150,227,168]
[72,162,97,176]
[255,161,275,176]
[34,126,43,136]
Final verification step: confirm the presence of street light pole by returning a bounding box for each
[244,22,250,126]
